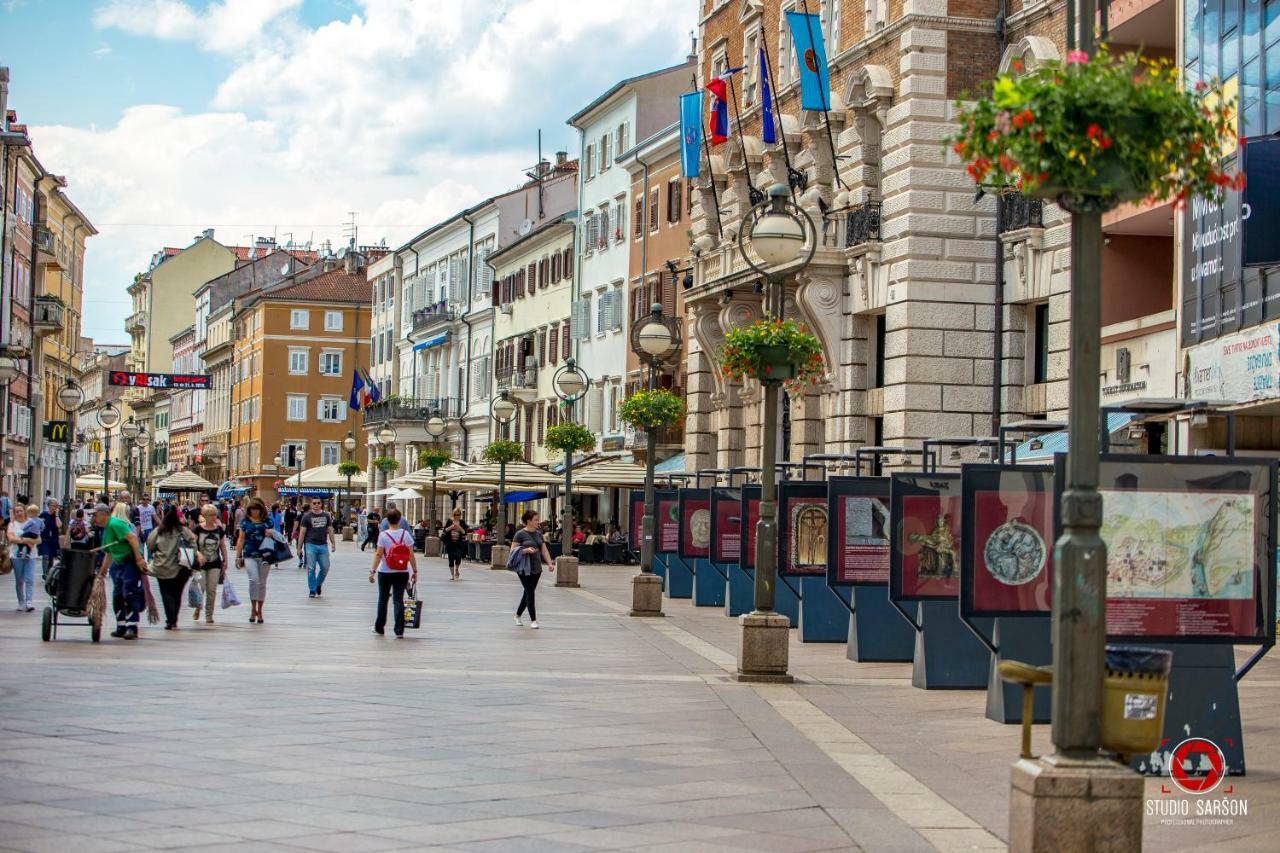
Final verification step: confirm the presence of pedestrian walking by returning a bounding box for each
[235,497,280,624]
[136,495,157,555]
[92,502,148,640]
[37,499,61,580]
[192,505,228,624]
[510,509,553,629]
[442,508,469,581]
[368,508,417,637]
[146,507,196,630]
[7,505,40,611]
[361,510,381,551]
[299,497,336,598]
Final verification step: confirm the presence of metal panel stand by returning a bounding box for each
[798,575,850,642]
[1130,643,1244,777]
[847,586,914,662]
[652,552,668,586]
[727,565,754,617]
[912,601,992,689]
[665,553,693,599]
[775,576,801,628]
[693,559,726,607]
[985,616,1053,723]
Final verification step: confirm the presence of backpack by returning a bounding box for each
[385,530,413,571]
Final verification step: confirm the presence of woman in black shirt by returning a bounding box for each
[511,509,553,628]
[442,509,469,580]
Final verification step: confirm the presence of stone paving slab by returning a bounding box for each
[0,544,1275,851]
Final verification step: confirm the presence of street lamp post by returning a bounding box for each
[120,416,141,497]
[733,183,816,682]
[377,424,397,511]
[96,402,121,500]
[343,431,357,530]
[489,390,516,566]
[424,414,449,555]
[552,358,590,587]
[55,379,84,524]
[629,305,681,617]
[134,428,151,500]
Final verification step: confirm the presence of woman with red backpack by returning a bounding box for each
[369,508,418,637]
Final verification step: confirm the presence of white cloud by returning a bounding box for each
[92,43,113,57]
[43,0,693,343]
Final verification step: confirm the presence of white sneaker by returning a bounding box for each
[530,621,539,629]
[513,615,523,626]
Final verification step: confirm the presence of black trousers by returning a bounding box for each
[375,572,409,635]
[516,571,541,621]
[446,548,465,568]
[157,568,192,628]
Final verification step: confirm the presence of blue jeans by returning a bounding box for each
[110,557,144,628]
[305,543,331,594]
[11,556,36,609]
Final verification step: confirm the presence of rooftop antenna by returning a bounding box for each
[523,130,546,220]
[343,211,358,248]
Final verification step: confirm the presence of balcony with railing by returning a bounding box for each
[32,295,65,336]
[363,395,463,426]
[998,192,1044,233]
[496,365,538,393]
[126,310,146,334]
[34,226,62,269]
[411,299,456,335]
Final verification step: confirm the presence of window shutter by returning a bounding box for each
[528,262,537,294]
[586,215,597,249]
[649,188,659,231]
[492,273,501,306]
[585,143,594,178]
[562,320,571,359]
[610,291,623,331]
[549,326,559,365]
[449,256,462,304]
[538,330,546,365]
[596,293,607,334]
[599,208,610,249]
[564,247,573,279]
[537,403,545,445]
[587,385,603,433]
[634,197,644,238]
[671,181,683,223]
[662,271,676,317]
[615,201,625,243]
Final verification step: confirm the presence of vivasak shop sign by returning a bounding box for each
[109,371,211,390]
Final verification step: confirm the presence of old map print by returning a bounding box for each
[1103,490,1254,600]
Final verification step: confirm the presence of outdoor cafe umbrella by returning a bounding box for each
[570,457,650,488]
[442,460,565,487]
[295,464,369,490]
[75,476,126,493]
[153,470,218,492]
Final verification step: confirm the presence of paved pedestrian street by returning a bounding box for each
[0,545,1276,852]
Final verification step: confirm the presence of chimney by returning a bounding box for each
[537,159,550,177]
[555,150,568,167]
[202,228,215,240]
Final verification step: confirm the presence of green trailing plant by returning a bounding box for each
[371,456,400,474]
[483,439,525,464]
[418,448,451,471]
[619,389,686,430]
[949,48,1241,211]
[336,461,362,478]
[544,422,596,457]
[719,319,825,392]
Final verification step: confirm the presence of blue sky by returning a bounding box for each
[3,0,693,344]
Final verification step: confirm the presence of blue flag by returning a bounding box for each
[362,368,382,405]
[785,10,831,113]
[679,91,703,178]
[759,48,776,144]
[348,369,366,411]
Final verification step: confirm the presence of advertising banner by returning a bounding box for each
[710,487,741,565]
[778,481,828,578]
[629,490,680,555]
[890,473,963,602]
[1186,321,1280,403]
[739,485,761,570]
[1055,455,1277,644]
[961,465,1055,617]
[678,489,712,560]
[827,477,891,587]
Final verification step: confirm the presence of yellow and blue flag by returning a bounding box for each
[759,48,776,144]
[785,10,831,113]
[679,91,703,178]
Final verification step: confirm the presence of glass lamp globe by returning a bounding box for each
[135,430,151,448]
[297,451,307,466]
[750,210,805,266]
[274,454,283,467]
[378,425,398,445]
[492,396,516,423]
[0,355,19,384]
[638,321,672,358]
[426,416,447,437]
[57,382,84,412]
[343,432,358,452]
[97,403,121,430]
[555,368,586,399]
[120,418,141,441]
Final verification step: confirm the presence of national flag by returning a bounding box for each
[679,91,703,178]
[348,368,366,411]
[759,47,776,145]
[785,10,831,113]
[707,78,729,146]
[361,368,382,406]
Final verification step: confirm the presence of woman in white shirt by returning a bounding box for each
[368,508,418,637]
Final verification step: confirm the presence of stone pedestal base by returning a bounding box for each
[735,611,793,683]
[555,555,579,587]
[424,536,442,558]
[630,572,664,617]
[1009,756,1144,853]
[342,527,354,542]
[490,544,510,570]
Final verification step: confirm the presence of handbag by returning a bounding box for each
[187,580,203,608]
[221,576,242,609]
[178,543,196,570]
[404,584,423,629]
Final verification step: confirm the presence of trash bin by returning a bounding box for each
[1102,645,1172,756]
[56,549,97,613]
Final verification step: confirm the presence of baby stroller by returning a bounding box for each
[41,548,102,643]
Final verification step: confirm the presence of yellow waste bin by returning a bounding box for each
[1101,645,1172,757]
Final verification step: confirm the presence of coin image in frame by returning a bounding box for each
[689,508,711,549]
[983,518,1046,585]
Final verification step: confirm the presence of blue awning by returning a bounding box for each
[1011,413,1136,462]
[475,490,545,504]
[413,332,450,352]
[655,453,686,474]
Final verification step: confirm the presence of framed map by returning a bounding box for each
[1054,454,1277,644]
[891,473,963,601]
[678,489,711,560]
[961,465,1055,617]
[827,477,891,587]
[779,481,827,577]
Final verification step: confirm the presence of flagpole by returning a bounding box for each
[693,74,725,239]
[798,1,848,191]
[726,73,766,207]
[758,41,804,203]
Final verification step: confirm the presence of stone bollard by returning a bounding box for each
[424,535,442,557]
[734,612,793,683]
[554,555,579,587]
[342,526,354,542]
[490,544,510,570]
[630,572,664,617]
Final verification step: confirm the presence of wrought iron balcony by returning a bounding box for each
[33,226,62,269]
[845,201,882,248]
[32,295,65,336]
[126,310,146,333]
[363,395,462,425]
[497,366,538,392]
[411,300,456,334]
[998,191,1044,233]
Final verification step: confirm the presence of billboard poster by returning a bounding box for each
[961,465,1055,617]
[890,473,963,602]
[778,481,828,578]
[678,489,712,560]
[739,485,761,570]
[827,476,891,587]
[629,490,680,555]
[1186,321,1280,403]
[710,487,742,564]
[1055,455,1277,644]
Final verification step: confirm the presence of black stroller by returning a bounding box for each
[41,548,101,643]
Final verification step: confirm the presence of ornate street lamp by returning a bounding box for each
[424,412,450,539]
[734,182,816,681]
[552,357,590,550]
[120,417,142,496]
[134,428,150,500]
[96,402,121,498]
[0,354,20,385]
[489,389,517,549]
[55,379,84,522]
[343,430,358,528]
[629,304,681,616]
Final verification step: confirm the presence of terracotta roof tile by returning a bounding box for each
[252,265,370,305]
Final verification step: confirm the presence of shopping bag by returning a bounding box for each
[404,584,423,629]
[187,579,204,608]
[221,577,242,609]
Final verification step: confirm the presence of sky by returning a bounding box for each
[2,0,694,345]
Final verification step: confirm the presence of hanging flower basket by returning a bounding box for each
[418,448,451,472]
[619,389,686,430]
[482,439,524,465]
[949,49,1241,213]
[336,461,362,478]
[544,422,596,457]
[371,456,400,474]
[720,319,825,392]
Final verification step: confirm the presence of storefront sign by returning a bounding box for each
[1187,321,1280,402]
[890,473,962,601]
[827,477,891,587]
[778,481,827,578]
[109,371,211,390]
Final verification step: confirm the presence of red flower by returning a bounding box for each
[1099,136,1112,150]
[1232,173,1247,191]
[1086,123,1102,139]
[1195,80,1208,92]
[1012,113,1025,129]
[1022,109,1034,125]
[987,130,1000,142]
[1011,59,1025,72]
[1189,141,1202,154]
[998,154,1016,172]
